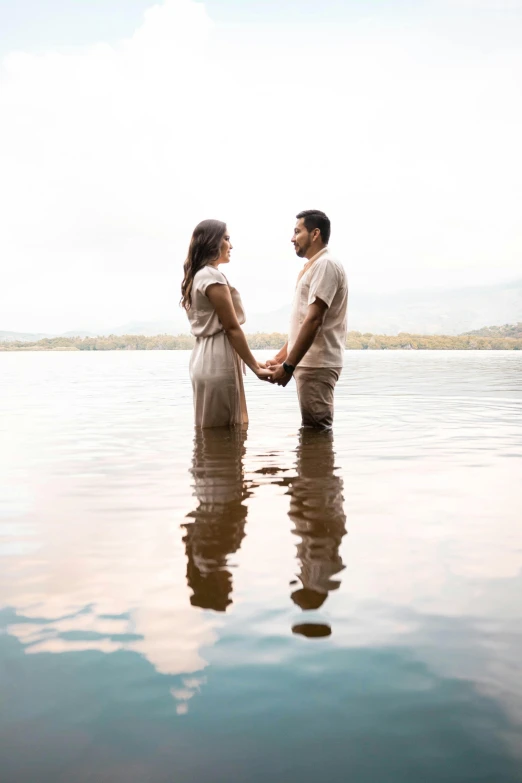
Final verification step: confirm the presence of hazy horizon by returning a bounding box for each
[2,0,522,333]
[2,276,521,339]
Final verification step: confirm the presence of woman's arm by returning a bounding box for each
[206,283,270,377]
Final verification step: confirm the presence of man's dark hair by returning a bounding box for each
[296,209,331,244]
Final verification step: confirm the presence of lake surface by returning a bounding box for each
[1,350,521,783]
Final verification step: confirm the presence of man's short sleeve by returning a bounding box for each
[307,260,339,308]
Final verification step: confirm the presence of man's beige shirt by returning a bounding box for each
[288,247,348,368]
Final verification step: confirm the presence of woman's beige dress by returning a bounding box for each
[187,265,248,428]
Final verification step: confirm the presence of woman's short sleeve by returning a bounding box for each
[194,266,228,296]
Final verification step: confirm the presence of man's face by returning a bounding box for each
[291,218,313,258]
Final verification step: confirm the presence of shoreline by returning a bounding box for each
[1,332,521,352]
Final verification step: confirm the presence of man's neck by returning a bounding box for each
[304,244,327,261]
[297,245,328,284]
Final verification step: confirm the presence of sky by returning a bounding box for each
[1,0,521,333]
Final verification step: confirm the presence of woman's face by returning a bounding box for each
[217,230,232,264]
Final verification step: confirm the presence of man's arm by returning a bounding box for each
[265,342,288,368]
[286,299,327,366]
[268,299,327,386]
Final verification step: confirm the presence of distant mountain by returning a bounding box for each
[109,317,189,336]
[349,280,522,335]
[0,321,189,343]
[2,279,521,340]
[246,279,522,336]
[0,328,96,343]
[464,322,522,339]
[60,330,97,338]
[0,330,49,343]
[244,305,291,334]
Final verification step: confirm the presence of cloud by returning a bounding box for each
[1,0,522,331]
[444,0,522,8]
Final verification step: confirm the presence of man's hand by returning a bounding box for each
[268,363,293,387]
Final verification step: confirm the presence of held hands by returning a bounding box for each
[256,358,278,369]
[254,365,273,382]
[252,363,292,386]
[267,363,293,387]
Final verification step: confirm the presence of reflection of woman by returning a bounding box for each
[182,428,249,612]
[289,430,346,612]
[181,219,270,428]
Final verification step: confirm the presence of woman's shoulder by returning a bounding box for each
[194,265,227,284]
[193,264,228,295]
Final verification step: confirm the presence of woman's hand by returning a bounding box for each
[253,366,273,381]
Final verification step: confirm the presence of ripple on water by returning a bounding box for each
[1,350,521,782]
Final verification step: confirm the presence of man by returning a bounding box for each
[267,210,348,430]
[289,429,346,614]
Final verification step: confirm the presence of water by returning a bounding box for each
[1,350,521,783]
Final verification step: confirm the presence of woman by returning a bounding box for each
[181,219,270,428]
[182,426,248,611]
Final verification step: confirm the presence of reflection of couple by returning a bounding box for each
[182,428,249,613]
[288,430,346,614]
[180,210,348,430]
[182,428,346,620]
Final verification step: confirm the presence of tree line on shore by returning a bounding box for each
[465,323,522,339]
[1,331,521,351]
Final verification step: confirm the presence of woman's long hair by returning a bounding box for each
[180,219,227,311]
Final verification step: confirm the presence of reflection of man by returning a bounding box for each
[181,428,249,613]
[288,430,346,618]
[267,210,348,430]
